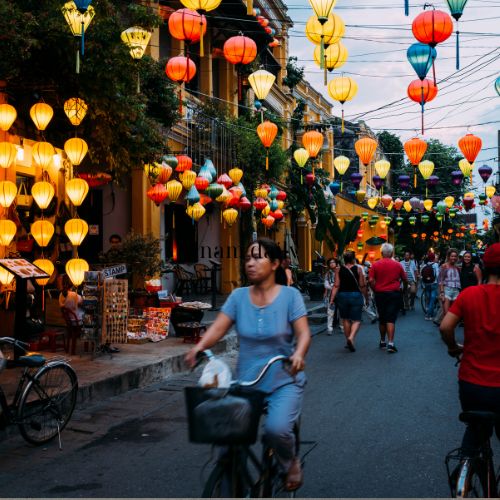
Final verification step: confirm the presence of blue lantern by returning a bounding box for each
[74,0,92,12]
[329,181,340,195]
[407,43,437,81]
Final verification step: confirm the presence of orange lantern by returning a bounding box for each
[404,137,427,187]
[354,137,377,166]
[261,215,275,228]
[407,79,438,104]
[257,121,278,170]
[147,184,168,206]
[458,133,482,164]
[165,55,197,114]
[223,35,257,65]
[302,130,324,159]
[412,9,453,47]
[176,154,193,172]
[195,176,209,192]
[157,164,173,184]
[168,8,206,46]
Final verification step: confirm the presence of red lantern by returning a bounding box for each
[354,137,378,166]
[78,172,112,188]
[239,196,252,211]
[257,121,278,170]
[305,173,315,186]
[276,190,287,201]
[223,35,257,65]
[165,56,197,83]
[407,79,438,134]
[458,133,482,164]
[229,185,242,199]
[217,173,233,189]
[157,165,173,184]
[302,131,323,159]
[168,9,206,45]
[147,184,168,206]
[412,9,453,47]
[261,215,275,228]
[264,26,272,34]
[368,250,376,259]
[253,197,268,211]
[199,193,212,206]
[195,176,209,192]
[404,137,427,187]
[357,229,364,239]
[175,154,193,172]
[226,194,240,207]
[270,209,283,220]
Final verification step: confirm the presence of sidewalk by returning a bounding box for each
[0,294,326,408]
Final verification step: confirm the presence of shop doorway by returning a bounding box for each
[164,204,197,264]
[77,190,103,263]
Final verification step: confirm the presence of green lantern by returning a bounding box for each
[436,213,444,222]
[369,218,377,228]
[436,201,447,215]
[421,214,430,224]
[357,241,364,251]
[446,0,468,20]
[384,216,392,224]
[449,207,457,218]
[409,216,417,226]
[396,216,404,227]
[479,194,487,206]
[361,212,369,222]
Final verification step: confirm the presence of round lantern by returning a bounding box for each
[222,208,238,226]
[65,218,89,246]
[166,180,183,202]
[0,181,18,208]
[458,133,482,163]
[0,142,17,169]
[66,178,89,207]
[175,154,193,172]
[254,187,268,199]
[257,121,278,170]
[32,181,55,210]
[31,220,54,247]
[181,170,197,190]
[168,8,206,44]
[228,167,243,185]
[305,13,344,46]
[165,55,197,83]
[407,78,438,104]
[64,137,88,166]
[30,102,53,131]
[412,9,453,47]
[354,137,377,166]
[0,267,14,286]
[66,258,89,287]
[0,104,17,131]
[313,42,348,84]
[327,76,357,132]
[374,160,390,179]
[0,219,16,246]
[270,209,283,221]
[223,35,257,65]
[33,258,54,286]
[32,142,56,170]
[305,173,316,187]
[63,97,88,126]
[427,175,439,188]
[302,131,324,159]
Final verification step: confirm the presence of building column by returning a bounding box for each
[131,169,161,239]
[297,212,311,271]
[219,219,241,293]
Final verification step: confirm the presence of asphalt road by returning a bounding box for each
[1,304,496,498]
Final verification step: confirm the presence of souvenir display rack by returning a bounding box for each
[102,279,128,344]
[81,271,103,354]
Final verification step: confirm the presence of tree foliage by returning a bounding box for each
[282,56,304,91]
[0,0,179,184]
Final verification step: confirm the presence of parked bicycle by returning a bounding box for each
[185,350,316,498]
[0,337,78,448]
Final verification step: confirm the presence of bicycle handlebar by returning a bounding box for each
[0,337,29,352]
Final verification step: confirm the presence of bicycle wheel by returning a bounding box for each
[202,463,225,498]
[17,362,78,445]
[202,457,253,498]
[456,459,489,498]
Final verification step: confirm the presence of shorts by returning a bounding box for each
[336,292,364,322]
[444,286,460,301]
[374,291,402,324]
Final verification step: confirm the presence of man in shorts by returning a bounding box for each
[369,243,408,353]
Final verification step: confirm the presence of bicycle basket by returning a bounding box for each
[184,386,265,445]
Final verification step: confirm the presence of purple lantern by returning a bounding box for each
[409,197,421,211]
[329,181,340,195]
[451,170,464,186]
[426,175,439,188]
[398,174,411,190]
[372,175,384,190]
[478,164,493,183]
[350,172,363,189]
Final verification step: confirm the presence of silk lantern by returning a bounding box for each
[165,55,197,114]
[485,186,496,199]
[248,69,276,101]
[367,197,378,210]
[478,165,493,183]
[0,268,14,285]
[257,121,278,170]
[147,184,168,206]
[407,79,438,134]
[222,208,238,226]
[166,180,183,202]
[33,258,54,287]
[228,167,243,185]
[65,218,89,246]
[334,155,350,191]
[32,182,55,210]
[294,148,309,184]
[181,170,197,190]
[0,104,17,131]
[327,76,357,133]
[444,196,455,208]
[176,155,193,172]
[32,142,56,170]
[0,142,17,170]
[64,137,88,166]
[458,133,482,164]
[356,190,366,203]
[168,8,206,47]
[223,35,257,100]
[0,181,17,208]
[313,42,348,85]
[355,137,377,166]
[459,158,473,179]
[66,258,89,286]
[66,178,89,206]
[302,130,324,159]
[0,219,16,246]
[30,102,53,131]
[31,220,54,247]
[64,97,88,126]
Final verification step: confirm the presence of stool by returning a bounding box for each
[39,329,67,353]
[176,321,207,344]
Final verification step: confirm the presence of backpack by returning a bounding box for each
[421,263,436,284]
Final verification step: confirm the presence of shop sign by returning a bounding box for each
[103,264,127,279]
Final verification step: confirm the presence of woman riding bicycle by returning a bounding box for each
[186,238,311,491]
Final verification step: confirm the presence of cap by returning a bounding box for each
[427,251,435,261]
[482,243,500,268]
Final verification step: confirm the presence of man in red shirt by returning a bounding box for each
[369,243,408,353]
[440,242,500,455]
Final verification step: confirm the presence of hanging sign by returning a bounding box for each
[102,264,127,279]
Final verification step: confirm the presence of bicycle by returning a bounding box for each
[0,337,78,448]
[185,351,317,498]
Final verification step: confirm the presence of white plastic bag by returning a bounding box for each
[198,358,232,388]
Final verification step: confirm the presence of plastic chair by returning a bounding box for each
[173,265,198,296]
[194,263,211,294]
[60,307,82,355]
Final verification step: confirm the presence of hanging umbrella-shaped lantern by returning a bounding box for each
[404,137,427,187]
[257,121,278,170]
[223,34,257,100]
[350,172,363,190]
[407,79,438,134]
[334,155,350,191]
[398,174,411,191]
[293,148,309,184]
[305,173,316,187]
[248,69,276,106]
[463,192,475,211]
[328,76,358,133]
[355,137,377,166]
[451,170,464,186]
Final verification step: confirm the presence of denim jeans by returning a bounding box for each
[424,283,438,317]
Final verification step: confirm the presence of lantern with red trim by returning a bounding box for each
[217,173,233,189]
[257,121,278,170]
[175,154,193,172]
[166,55,197,114]
[407,79,438,134]
[147,183,168,206]
[404,137,427,187]
[223,34,257,100]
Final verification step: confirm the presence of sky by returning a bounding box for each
[285,0,500,225]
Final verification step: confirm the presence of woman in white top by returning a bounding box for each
[324,258,339,334]
[59,284,84,321]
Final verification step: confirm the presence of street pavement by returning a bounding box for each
[0,302,497,498]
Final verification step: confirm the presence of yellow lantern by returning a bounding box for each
[228,167,243,186]
[32,142,55,170]
[186,202,205,221]
[64,137,88,166]
[63,97,88,126]
[308,0,337,23]
[444,196,455,208]
[180,170,197,190]
[222,208,238,226]
[248,70,276,101]
[31,220,54,247]
[0,181,17,208]
[305,14,344,47]
[30,102,53,131]
[216,186,232,204]
[33,258,54,287]
[334,155,350,175]
[66,178,89,207]
[0,267,14,285]
[293,148,309,169]
[65,218,89,246]
[403,200,412,213]
[61,1,95,37]
[356,190,366,203]
[327,76,357,132]
[313,42,348,84]
[121,27,152,60]
[0,219,16,247]
[0,142,17,169]
[374,160,391,179]
[262,204,271,216]
[0,104,17,131]
[277,200,284,210]
[166,179,183,202]
[367,197,379,210]
[66,258,89,287]
[32,182,55,210]
[423,199,433,211]
[418,160,434,179]
[459,158,473,178]
[485,185,496,198]
[254,187,269,199]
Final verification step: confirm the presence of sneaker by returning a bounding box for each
[326,329,333,336]
[424,316,430,321]
[387,344,398,353]
[379,341,387,349]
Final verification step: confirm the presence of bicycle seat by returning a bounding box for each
[459,411,500,425]
[14,354,46,368]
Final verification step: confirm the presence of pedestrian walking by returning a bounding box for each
[401,251,419,311]
[459,251,482,290]
[330,251,368,352]
[362,261,378,323]
[420,251,440,320]
[323,258,339,335]
[439,242,500,456]
[438,248,461,316]
[369,243,408,353]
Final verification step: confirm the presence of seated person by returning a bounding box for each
[59,279,84,321]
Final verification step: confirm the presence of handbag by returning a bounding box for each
[16,182,33,209]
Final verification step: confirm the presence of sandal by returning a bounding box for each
[285,457,303,491]
[346,339,356,352]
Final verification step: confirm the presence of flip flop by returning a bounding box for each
[285,457,303,491]
[346,339,356,352]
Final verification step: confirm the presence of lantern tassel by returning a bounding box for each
[405,0,409,16]
[456,26,460,70]
[301,171,303,184]
[324,65,327,86]
[200,22,204,57]
[432,59,436,86]
[247,0,253,15]
[137,71,140,94]
[420,85,425,135]
[320,37,324,70]
[341,108,345,134]
[238,69,242,101]
[76,49,80,74]
[414,168,417,189]
[178,85,183,115]
[266,152,269,170]
[426,186,428,198]
[42,286,45,312]
[81,22,85,56]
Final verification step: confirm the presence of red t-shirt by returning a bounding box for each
[449,284,500,387]
[369,258,407,292]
